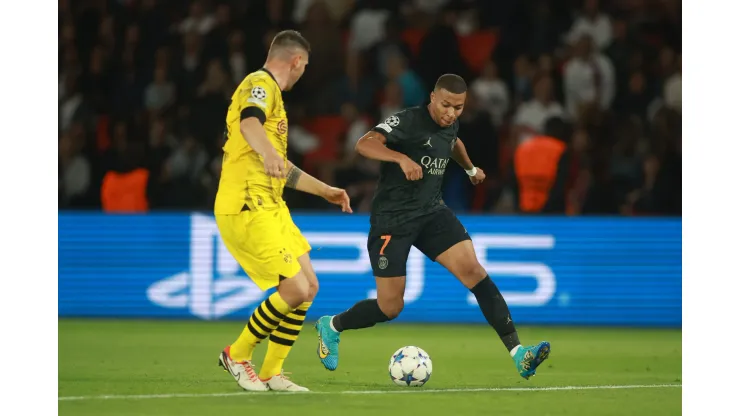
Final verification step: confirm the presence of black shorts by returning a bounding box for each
[367,207,471,277]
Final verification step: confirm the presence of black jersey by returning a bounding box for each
[369,106,459,229]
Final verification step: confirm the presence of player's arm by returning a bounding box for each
[451,138,474,170]
[284,160,330,196]
[355,131,423,180]
[240,118,281,160]
[238,81,285,177]
[285,161,353,213]
[452,138,485,185]
[354,131,407,163]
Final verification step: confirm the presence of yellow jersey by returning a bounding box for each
[215,68,289,214]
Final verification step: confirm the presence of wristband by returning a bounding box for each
[465,167,477,177]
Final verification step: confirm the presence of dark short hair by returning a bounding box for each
[269,30,311,55]
[434,74,467,94]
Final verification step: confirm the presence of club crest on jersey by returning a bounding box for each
[277,119,287,135]
[378,256,389,270]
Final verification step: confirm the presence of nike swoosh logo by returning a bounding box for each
[317,335,329,359]
[222,354,240,380]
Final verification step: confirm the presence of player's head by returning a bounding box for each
[266,30,311,90]
[429,74,467,127]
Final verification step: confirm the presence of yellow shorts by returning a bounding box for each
[215,207,311,291]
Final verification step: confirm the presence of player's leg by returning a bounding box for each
[220,272,308,391]
[258,208,316,391]
[315,231,413,371]
[248,266,313,392]
[215,211,308,391]
[333,275,406,329]
[418,208,550,379]
[259,252,318,390]
[316,275,406,371]
[225,254,306,365]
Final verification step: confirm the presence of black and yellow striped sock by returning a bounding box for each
[259,302,311,379]
[230,293,294,362]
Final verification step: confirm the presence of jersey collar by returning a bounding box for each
[259,67,278,84]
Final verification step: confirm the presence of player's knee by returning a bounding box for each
[458,262,488,289]
[307,276,319,302]
[378,296,404,320]
[278,272,312,307]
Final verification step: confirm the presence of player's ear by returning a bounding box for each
[430,91,435,103]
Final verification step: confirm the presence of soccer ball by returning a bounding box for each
[388,346,433,387]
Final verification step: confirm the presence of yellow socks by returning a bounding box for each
[229,292,294,362]
[259,302,311,379]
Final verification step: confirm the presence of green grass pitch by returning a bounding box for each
[59,319,681,415]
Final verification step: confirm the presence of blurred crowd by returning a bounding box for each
[59,0,681,216]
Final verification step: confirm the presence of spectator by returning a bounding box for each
[563,34,616,119]
[508,117,573,214]
[111,47,145,119]
[663,54,681,113]
[536,53,564,103]
[605,18,633,106]
[370,16,413,80]
[615,71,652,122]
[100,138,151,213]
[511,54,534,106]
[286,105,321,167]
[415,9,470,90]
[444,93,497,211]
[347,0,390,52]
[624,153,678,216]
[59,133,92,208]
[59,74,92,133]
[385,52,426,107]
[379,80,404,121]
[512,75,566,143]
[528,0,562,56]
[343,102,371,147]
[226,31,248,85]
[144,67,176,115]
[191,59,232,146]
[179,31,205,100]
[332,53,377,114]
[165,135,209,183]
[333,102,378,212]
[178,1,216,36]
[293,0,354,23]
[471,59,510,127]
[159,135,209,208]
[301,0,345,101]
[565,0,613,50]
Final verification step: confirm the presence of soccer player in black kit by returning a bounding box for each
[315,74,550,380]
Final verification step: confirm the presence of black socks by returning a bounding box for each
[332,299,391,332]
[471,275,521,352]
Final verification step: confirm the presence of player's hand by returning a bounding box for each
[469,167,486,185]
[321,186,353,213]
[399,156,423,181]
[263,152,286,178]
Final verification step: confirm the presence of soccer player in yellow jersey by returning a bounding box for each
[215,30,352,392]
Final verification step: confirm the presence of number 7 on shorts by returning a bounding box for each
[380,235,392,256]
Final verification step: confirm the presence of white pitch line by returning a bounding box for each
[58,384,681,401]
